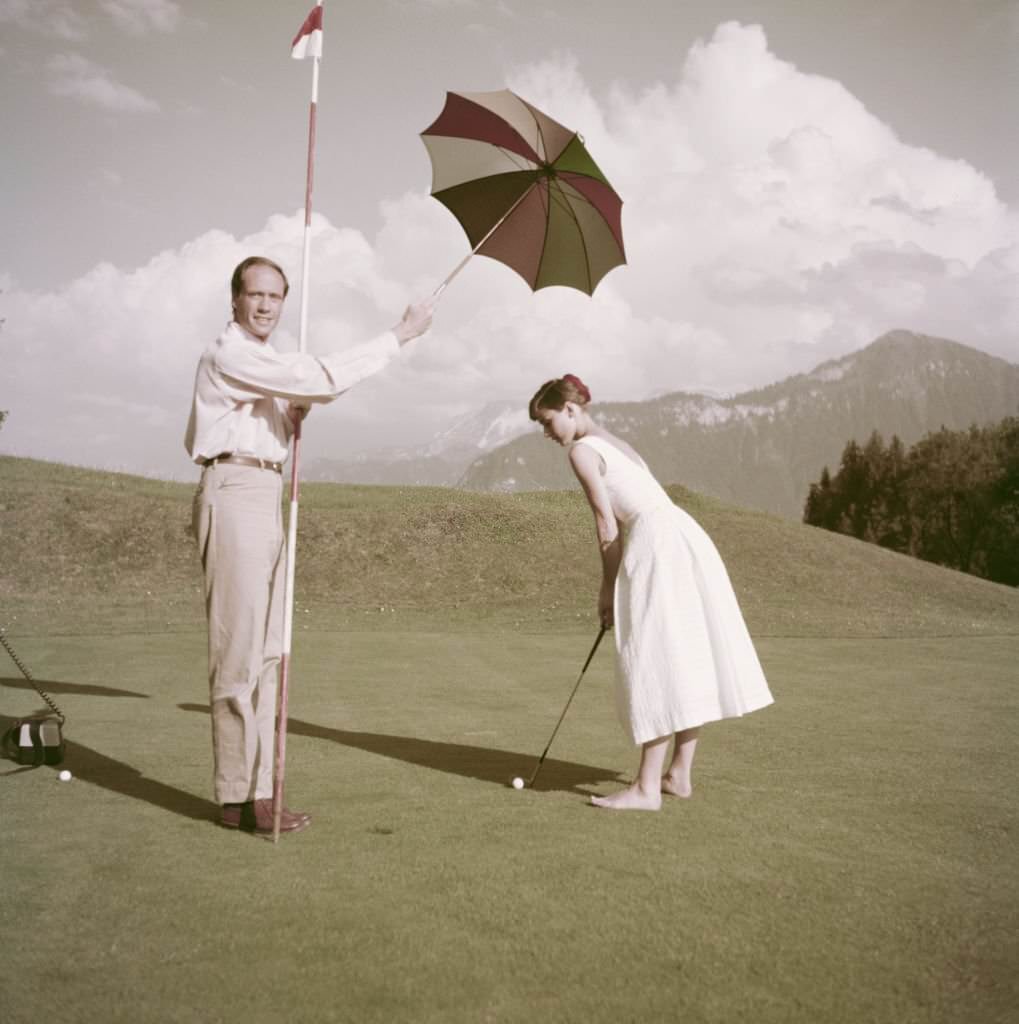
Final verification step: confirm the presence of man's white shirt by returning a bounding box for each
[185,321,398,464]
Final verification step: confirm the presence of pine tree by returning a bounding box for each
[835,439,870,538]
[804,466,835,528]
[984,417,1019,584]
[802,416,1019,585]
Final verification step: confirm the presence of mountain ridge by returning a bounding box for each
[460,330,1019,517]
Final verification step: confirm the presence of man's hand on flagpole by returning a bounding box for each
[393,299,434,347]
[287,403,310,429]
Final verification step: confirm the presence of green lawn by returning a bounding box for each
[2,456,1018,1022]
[3,629,1016,1023]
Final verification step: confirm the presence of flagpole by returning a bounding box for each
[274,0,323,844]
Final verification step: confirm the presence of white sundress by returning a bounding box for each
[573,435,774,745]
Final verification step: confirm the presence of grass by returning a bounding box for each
[2,455,1018,1023]
[3,455,1016,638]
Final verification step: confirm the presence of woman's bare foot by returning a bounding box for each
[590,784,662,811]
[661,772,692,798]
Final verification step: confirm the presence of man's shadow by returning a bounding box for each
[1,676,150,699]
[0,711,217,821]
[179,703,623,794]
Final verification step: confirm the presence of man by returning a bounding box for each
[185,255,432,836]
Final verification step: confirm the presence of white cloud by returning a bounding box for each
[100,0,180,34]
[495,26,1016,377]
[49,3,87,39]
[399,0,480,8]
[3,22,1017,477]
[0,0,87,39]
[0,215,435,475]
[47,53,159,112]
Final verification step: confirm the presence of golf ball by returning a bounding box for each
[511,777,524,790]
[58,769,72,782]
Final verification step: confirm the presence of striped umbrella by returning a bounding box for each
[421,89,626,296]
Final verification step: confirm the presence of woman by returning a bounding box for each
[530,374,773,810]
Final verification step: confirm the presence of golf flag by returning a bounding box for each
[291,4,323,59]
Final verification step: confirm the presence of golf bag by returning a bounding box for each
[1,627,66,767]
[3,716,65,766]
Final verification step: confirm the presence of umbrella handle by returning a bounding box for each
[432,251,474,299]
[432,184,536,299]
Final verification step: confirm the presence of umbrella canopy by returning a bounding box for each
[421,89,625,295]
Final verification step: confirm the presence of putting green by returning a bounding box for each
[3,629,1016,1023]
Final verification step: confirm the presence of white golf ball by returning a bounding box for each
[58,769,72,782]
[511,777,524,790]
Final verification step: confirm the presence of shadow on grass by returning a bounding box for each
[1,676,150,699]
[0,713,217,821]
[179,703,623,794]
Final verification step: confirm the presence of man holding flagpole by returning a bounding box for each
[185,256,432,836]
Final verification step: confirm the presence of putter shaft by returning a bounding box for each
[527,626,607,786]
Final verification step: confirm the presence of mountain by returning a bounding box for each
[459,331,1019,518]
[304,401,531,486]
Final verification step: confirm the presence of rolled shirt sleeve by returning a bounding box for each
[185,324,401,464]
[215,330,400,403]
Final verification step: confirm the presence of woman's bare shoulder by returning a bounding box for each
[569,438,603,472]
[592,430,645,469]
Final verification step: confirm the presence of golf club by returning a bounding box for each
[525,626,607,788]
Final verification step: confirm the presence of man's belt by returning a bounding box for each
[202,454,283,474]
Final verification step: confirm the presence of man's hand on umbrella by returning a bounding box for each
[393,299,434,346]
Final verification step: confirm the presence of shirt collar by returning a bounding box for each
[225,320,270,346]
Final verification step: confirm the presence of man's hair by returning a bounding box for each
[230,256,290,301]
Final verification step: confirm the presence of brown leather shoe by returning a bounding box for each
[220,799,312,835]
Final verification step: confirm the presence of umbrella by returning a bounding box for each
[421,89,625,295]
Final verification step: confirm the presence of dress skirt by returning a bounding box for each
[613,504,773,745]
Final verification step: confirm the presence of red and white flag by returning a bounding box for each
[291,4,323,59]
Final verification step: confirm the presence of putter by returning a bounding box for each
[526,626,607,788]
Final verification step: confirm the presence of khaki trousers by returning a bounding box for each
[192,462,284,804]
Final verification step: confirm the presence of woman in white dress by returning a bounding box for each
[529,375,774,811]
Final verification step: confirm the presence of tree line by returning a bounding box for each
[803,416,1019,586]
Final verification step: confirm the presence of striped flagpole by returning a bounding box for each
[274,0,324,844]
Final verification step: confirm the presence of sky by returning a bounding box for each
[2,0,1018,478]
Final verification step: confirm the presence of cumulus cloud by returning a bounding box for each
[100,0,180,35]
[1,214,439,475]
[399,0,481,9]
[0,0,88,39]
[3,22,1017,477]
[2,0,180,38]
[47,53,159,112]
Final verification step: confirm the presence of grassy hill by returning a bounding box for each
[2,454,1016,639]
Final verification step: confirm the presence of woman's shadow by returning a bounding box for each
[179,704,623,794]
